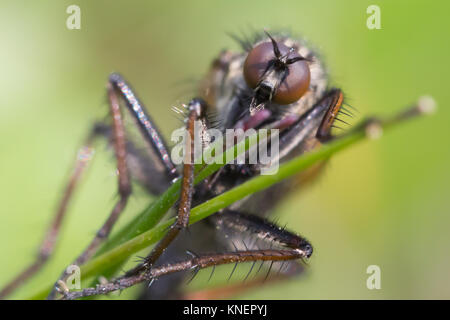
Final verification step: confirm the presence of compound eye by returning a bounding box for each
[243,41,311,105]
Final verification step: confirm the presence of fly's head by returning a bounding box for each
[243,31,311,113]
[201,30,342,157]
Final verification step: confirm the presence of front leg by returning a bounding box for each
[59,209,312,300]
[124,98,209,277]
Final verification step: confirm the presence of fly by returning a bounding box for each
[0,30,430,300]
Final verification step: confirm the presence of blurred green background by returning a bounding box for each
[0,0,449,299]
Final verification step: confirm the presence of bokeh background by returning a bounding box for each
[0,0,449,299]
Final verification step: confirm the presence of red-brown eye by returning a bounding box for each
[243,41,311,105]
